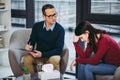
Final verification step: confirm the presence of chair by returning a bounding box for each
[77,64,120,80]
[77,41,120,80]
[8,29,69,78]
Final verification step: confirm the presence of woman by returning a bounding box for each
[70,21,120,80]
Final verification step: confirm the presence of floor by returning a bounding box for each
[0,66,77,80]
[0,66,13,79]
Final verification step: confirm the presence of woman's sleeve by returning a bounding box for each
[73,42,92,58]
[75,38,109,65]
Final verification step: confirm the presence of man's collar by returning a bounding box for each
[43,22,56,31]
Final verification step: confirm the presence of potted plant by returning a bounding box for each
[23,66,31,80]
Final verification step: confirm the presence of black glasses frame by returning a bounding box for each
[45,13,57,19]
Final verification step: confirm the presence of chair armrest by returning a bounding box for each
[113,66,120,80]
[8,49,24,77]
[59,48,69,74]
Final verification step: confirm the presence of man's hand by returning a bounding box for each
[25,43,33,51]
[30,50,42,58]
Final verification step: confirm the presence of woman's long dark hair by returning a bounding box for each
[75,21,107,52]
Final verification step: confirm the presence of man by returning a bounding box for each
[23,4,65,73]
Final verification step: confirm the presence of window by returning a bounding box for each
[91,0,120,14]
[11,0,26,27]
[77,0,120,25]
[11,0,34,28]
[11,0,26,10]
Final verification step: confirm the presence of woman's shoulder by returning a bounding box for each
[100,33,117,43]
[100,34,111,39]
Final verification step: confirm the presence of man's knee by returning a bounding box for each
[48,56,60,63]
[48,56,60,70]
[23,54,34,64]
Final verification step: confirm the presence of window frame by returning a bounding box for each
[77,0,120,25]
[11,0,35,28]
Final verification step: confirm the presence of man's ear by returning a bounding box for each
[42,15,45,19]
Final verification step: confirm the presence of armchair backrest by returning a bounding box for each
[9,29,31,77]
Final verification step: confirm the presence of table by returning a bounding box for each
[16,73,40,80]
[38,70,60,80]
[16,71,60,80]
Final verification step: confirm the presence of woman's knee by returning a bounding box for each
[85,64,93,71]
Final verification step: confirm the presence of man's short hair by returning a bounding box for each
[42,4,55,16]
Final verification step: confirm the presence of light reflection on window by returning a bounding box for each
[92,23,120,43]
[91,0,120,14]
[11,0,26,10]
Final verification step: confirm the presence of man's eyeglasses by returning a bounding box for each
[45,13,57,19]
